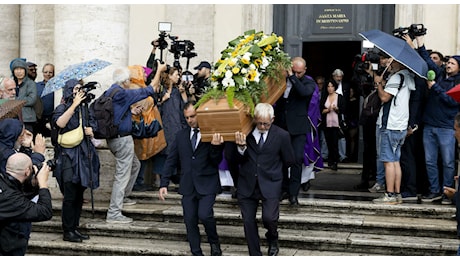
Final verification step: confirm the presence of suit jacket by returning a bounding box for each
[274,74,317,135]
[160,127,224,196]
[236,125,295,199]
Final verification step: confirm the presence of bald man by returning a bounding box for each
[0,153,52,256]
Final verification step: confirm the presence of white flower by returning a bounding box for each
[261,56,270,69]
[225,70,233,79]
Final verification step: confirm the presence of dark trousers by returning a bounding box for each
[57,156,85,233]
[361,120,377,183]
[401,125,428,195]
[282,133,306,196]
[181,191,219,256]
[324,127,340,165]
[238,182,279,256]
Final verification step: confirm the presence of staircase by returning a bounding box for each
[27,165,459,256]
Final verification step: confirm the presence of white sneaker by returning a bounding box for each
[368,183,386,193]
[373,193,397,205]
[106,215,133,224]
[123,198,137,206]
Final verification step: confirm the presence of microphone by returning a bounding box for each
[427,70,436,81]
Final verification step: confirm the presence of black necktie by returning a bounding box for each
[191,128,199,151]
[259,132,264,149]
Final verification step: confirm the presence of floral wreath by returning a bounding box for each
[194,29,291,115]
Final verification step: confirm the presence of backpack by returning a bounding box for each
[90,88,122,139]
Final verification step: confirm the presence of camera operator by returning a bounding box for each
[351,51,391,191]
[191,61,212,102]
[51,79,100,242]
[0,153,52,256]
[146,38,160,86]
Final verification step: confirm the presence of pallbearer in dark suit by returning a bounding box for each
[158,102,224,256]
[273,56,317,206]
[234,103,295,256]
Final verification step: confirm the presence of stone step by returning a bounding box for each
[30,213,458,256]
[30,167,458,256]
[30,193,459,256]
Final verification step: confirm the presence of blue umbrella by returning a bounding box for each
[359,29,428,79]
[41,59,111,97]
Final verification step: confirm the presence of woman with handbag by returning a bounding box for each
[320,79,345,171]
[51,79,100,243]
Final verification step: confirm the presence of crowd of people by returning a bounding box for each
[2,30,460,256]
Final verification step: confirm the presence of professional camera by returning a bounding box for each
[23,159,57,199]
[81,81,97,103]
[151,59,171,76]
[354,50,381,74]
[392,24,427,40]
[169,38,197,70]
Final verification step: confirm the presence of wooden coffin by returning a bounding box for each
[197,77,286,142]
[197,98,252,142]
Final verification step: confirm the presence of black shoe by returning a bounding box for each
[74,230,90,240]
[231,188,237,199]
[288,195,299,206]
[210,243,222,256]
[301,181,311,192]
[279,191,289,202]
[331,162,338,171]
[63,231,82,243]
[268,240,279,256]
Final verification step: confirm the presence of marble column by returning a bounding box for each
[53,4,130,97]
[0,5,20,77]
[20,5,55,82]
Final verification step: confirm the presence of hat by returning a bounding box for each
[26,61,37,67]
[194,61,211,70]
[451,55,460,66]
[143,66,153,77]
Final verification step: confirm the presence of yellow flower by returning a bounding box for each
[254,59,262,67]
[241,57,250,65]
[232,67,240,74]
[278,36,283,44]
[264,45,272,51]
[247,69,257,81]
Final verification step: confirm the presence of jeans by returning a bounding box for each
[423,126,456,194]
[106,135,140,218]
[339,137,347,161]
[375,125,385,185]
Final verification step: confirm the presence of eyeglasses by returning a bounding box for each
[256,122,271,127]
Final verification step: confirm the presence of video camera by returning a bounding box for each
[353,50,381,74]
[81,81,97,103]
[392,24,427,40]
[152,22,197,71]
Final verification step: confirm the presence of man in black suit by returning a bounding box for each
[235,103,295,256]
[158,102,224,256]
[274,56,316,206]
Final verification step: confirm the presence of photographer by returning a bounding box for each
[191,61,212,102]
[0,118,47,256]
[0,153,52,256]
[51,79,100,242]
